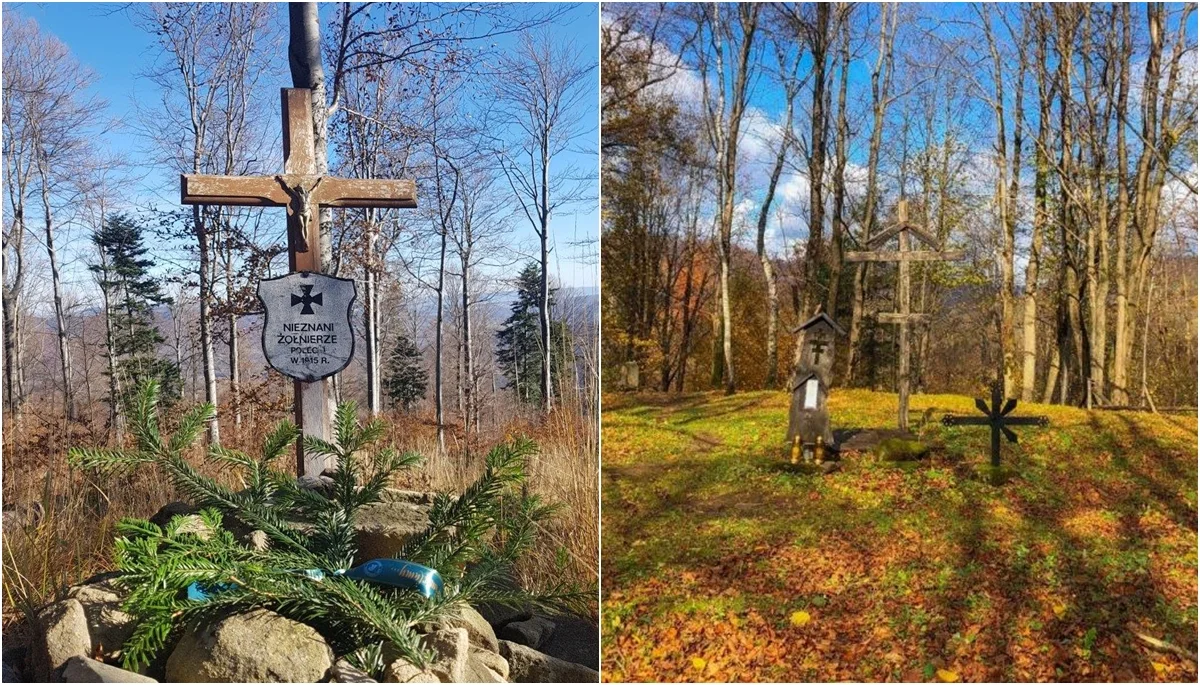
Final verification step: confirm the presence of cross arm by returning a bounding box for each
[1001,416,1050,427]
[314,178,417,209]
[181,174,290,207]
[844,249,967,263]
[182,174,418,209]
[942,416,992,426]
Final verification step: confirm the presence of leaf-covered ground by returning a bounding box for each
[601,390,1197,682]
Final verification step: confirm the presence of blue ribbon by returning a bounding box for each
[186,559,442,602]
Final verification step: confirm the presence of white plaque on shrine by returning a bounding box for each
[259,271,357,382]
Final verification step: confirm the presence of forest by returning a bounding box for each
[2,2,598,620]
[601,2,1197,409]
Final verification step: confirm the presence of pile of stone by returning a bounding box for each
[9,491,599,684]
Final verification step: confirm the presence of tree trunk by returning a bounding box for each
[753,71,793,387]
[225,221,241,428]
[844,5,895,383]
[803,3,830,317]
[826,13,851,319]
[1110,4,1132,405]
[461,256,475,435]
[435,223,446,452]
[38,162,74,422]
[194,205,220,442]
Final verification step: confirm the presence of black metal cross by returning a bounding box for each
[809,337,828,365]
[291,284,323,315]
[942,381,1049,467]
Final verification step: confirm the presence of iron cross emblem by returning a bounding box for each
[942,380,1050,467]
[291,284,323,315]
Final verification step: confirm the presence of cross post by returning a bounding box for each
[181,88,417,476]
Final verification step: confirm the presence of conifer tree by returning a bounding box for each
[496,262,573,406]
[68,381,585,678]
[90,213,181,408]
[383,333,427,412]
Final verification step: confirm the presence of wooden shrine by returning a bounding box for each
[787,313,846,464]
[845,200,963,432]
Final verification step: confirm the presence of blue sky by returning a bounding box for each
[5,2,600,296]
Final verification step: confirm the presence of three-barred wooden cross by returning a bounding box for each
[181,88,417,476]
[845,200,963,432]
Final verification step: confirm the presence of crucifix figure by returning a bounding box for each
[181,88,416,476]
[845,200,963,431]
[942,379,1050,467]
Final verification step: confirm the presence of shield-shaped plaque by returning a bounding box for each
[258,271,356,382]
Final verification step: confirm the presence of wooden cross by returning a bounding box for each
[942,380,1049,467]
[809,337,829,365]
[181,88,417,476]
[845,200,963,431]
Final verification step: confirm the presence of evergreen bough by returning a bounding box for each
[68,381,585,677]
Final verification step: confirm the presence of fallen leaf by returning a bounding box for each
[936,668,960,682]
[691,657,707,671]
[790,610,812,627]
[1152,662,1166,674]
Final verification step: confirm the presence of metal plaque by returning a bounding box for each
[258,271,356,382]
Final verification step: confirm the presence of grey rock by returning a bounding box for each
[378,490,438,506]
[66,581,135,658]
[418,605,498,653]
[330,659,377,683]
[475,602,533,630]
[418,629,468,683]
[538,615,599,671]
[31,598,91,682]
[242,529,270,552]
[353,499,432,562]
[61,656,156,683]
[297,475,335,496]
[148,502,195,528]
[499,641,599,683]
[2,502,44,529]
[381,661,438,684]
[2,648,23,683]
[467,648,509,680]
[497,616,556,651]
[165,609,333,683]
[172,514,214,541]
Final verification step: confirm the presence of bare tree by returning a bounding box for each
[493,30,594,412]
[6,16,106,422]
[693,3,760,395]
[844,3,897,383]
[752,35,800,387]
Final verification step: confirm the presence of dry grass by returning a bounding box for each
[1,395,599,647]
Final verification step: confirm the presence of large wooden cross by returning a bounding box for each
[845,200,963,431]
[181,88,416,476]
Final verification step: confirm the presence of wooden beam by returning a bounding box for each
[877,312,930,324]
[867,223,943,250]
[181,174,417,209]
[181,174,290,206]
[315,178,417,208]
[844,249,966,263]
